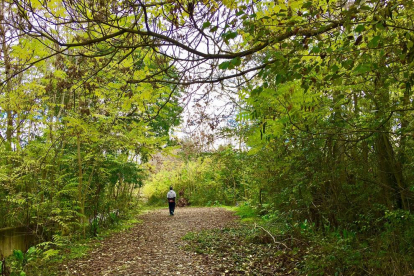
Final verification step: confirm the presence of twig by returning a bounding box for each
[254,223,291,250]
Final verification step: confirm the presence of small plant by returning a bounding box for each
[5,247,38,276]
[109,211,120,224]
[206,200,221,207]
[235,203,258,220]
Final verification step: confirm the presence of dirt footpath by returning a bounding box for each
[63,207,236,276]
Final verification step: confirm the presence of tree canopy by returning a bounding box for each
[1,0,414,274]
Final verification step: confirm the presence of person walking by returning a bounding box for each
[167,186,176,216]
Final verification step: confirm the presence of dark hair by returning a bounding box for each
[170,186,173,190]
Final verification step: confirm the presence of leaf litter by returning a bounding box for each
[61,207,297,275]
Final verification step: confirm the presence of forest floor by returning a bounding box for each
[61,207,239,276]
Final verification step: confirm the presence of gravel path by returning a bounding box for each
[63,207,236,276]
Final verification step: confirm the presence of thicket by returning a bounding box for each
[0,0,182,268]
[147,141,414,274]
[2,0,414,274]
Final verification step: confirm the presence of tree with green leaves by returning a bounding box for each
[1,0,414,274]
[0,0,183,238]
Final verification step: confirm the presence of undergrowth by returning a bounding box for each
[182,227,299,275]
[182,203,414,276]
[3,202,150,276]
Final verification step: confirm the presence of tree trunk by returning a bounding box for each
[76,133,85,236]
[375,133,407,210]
[0,0,13,153]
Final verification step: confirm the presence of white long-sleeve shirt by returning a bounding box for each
[167,190,176,199]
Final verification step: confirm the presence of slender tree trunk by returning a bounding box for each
[397,85,412,210]
[76,133,85,236]
[0,0,13,153]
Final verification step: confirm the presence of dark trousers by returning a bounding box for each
[168,202,175,215]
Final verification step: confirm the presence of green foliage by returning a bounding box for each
[147,135,414,274]
[218,204,414,275]
[4,247,38,276]
[2,0,414,274]
[0,0,182,247]
[22,202,143,275]
[144,147,245,206]
[234,203,259,221]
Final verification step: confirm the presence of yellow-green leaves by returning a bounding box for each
[221,0,237,9]
[53,70,67,79]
